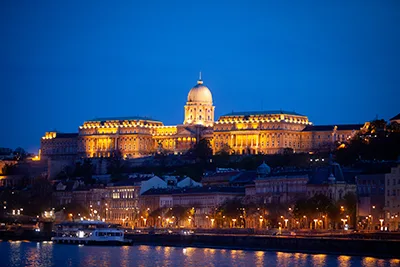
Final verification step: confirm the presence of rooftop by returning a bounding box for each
[54,133,79,139]
[86,116,161,123]
[222,110,305,117]
[302,124,364,132]
[390,113,400,121]
[141,186,245,196]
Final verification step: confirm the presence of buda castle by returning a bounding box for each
[40,74,365,160]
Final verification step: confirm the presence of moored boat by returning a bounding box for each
[52,221,132,246]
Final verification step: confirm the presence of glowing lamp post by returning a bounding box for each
[313,219,318,229]
[379,219,384,230]
[210,218,215,228]
[232,219,237,228]
[259,216,263,228]
[303,216,308,229]
[141,216,147,227]
[341,218,347,231]
[284,219,289,229]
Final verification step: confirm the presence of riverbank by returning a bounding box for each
[1,230,399,259]
[126,233,400,259]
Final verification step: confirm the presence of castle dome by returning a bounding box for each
[187,75,213,104]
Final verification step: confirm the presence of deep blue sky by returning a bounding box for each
[1,1,399,152]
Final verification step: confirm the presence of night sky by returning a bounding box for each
[1,1,399,152]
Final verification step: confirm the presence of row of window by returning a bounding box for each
[387,179,400,186]
[387,189,400,196]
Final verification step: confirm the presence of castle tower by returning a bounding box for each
[183,73,215,127]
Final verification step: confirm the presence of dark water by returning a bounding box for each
[0,241,399,267]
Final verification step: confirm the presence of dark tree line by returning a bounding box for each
[335,120,400,166]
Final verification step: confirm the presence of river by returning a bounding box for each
[0,241,399,267]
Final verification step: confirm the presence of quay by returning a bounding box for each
[1,229,399,259]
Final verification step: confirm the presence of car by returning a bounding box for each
[180,230,194,235]
[159,229,173,234]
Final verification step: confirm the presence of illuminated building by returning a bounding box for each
[40,74,366,159]
[384,164,400,230]
[390,113,400,124]
[106,183,140,227]
[213,113,364,155]
[40,132,78,160]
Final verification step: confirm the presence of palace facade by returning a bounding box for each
[41,75,366,160]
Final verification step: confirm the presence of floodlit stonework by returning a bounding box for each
[40,74,367,159]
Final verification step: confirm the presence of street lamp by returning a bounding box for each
[141,216,147,227]
[259,216,263,228]
[379,219,384,230]
[232,218,237,228]
[313,219,318,229]
[284,219,289,228]
[210,218,215,228]
[369,214,373,230]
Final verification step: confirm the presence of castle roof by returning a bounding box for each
[86,116,161,123]
[302,124,364,132]
[222,110,305,117]
[390,113,400,121]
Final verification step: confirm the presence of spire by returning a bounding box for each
[197,71,203,84]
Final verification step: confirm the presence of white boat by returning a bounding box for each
[52,221,132,246]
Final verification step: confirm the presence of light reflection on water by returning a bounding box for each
[311,254,327,266]
[338,255,351,267]
[0,241,398,267]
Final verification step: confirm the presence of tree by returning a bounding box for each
[13,147,27,161]
[368,119,387,134]
[217,198,249,227]
[335,119,400,165]
[294,194,339,228]
[107,150,127,183]
[165,206,190,227]
[341,192,357,229]
[283,147,294,155]
[388,122,400,133]
[1,163,17,175]
[190,138,212,162]
[60,202,90,219]
[74,159,95,184]
[20,178,53,216]
[148,207,169,226]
